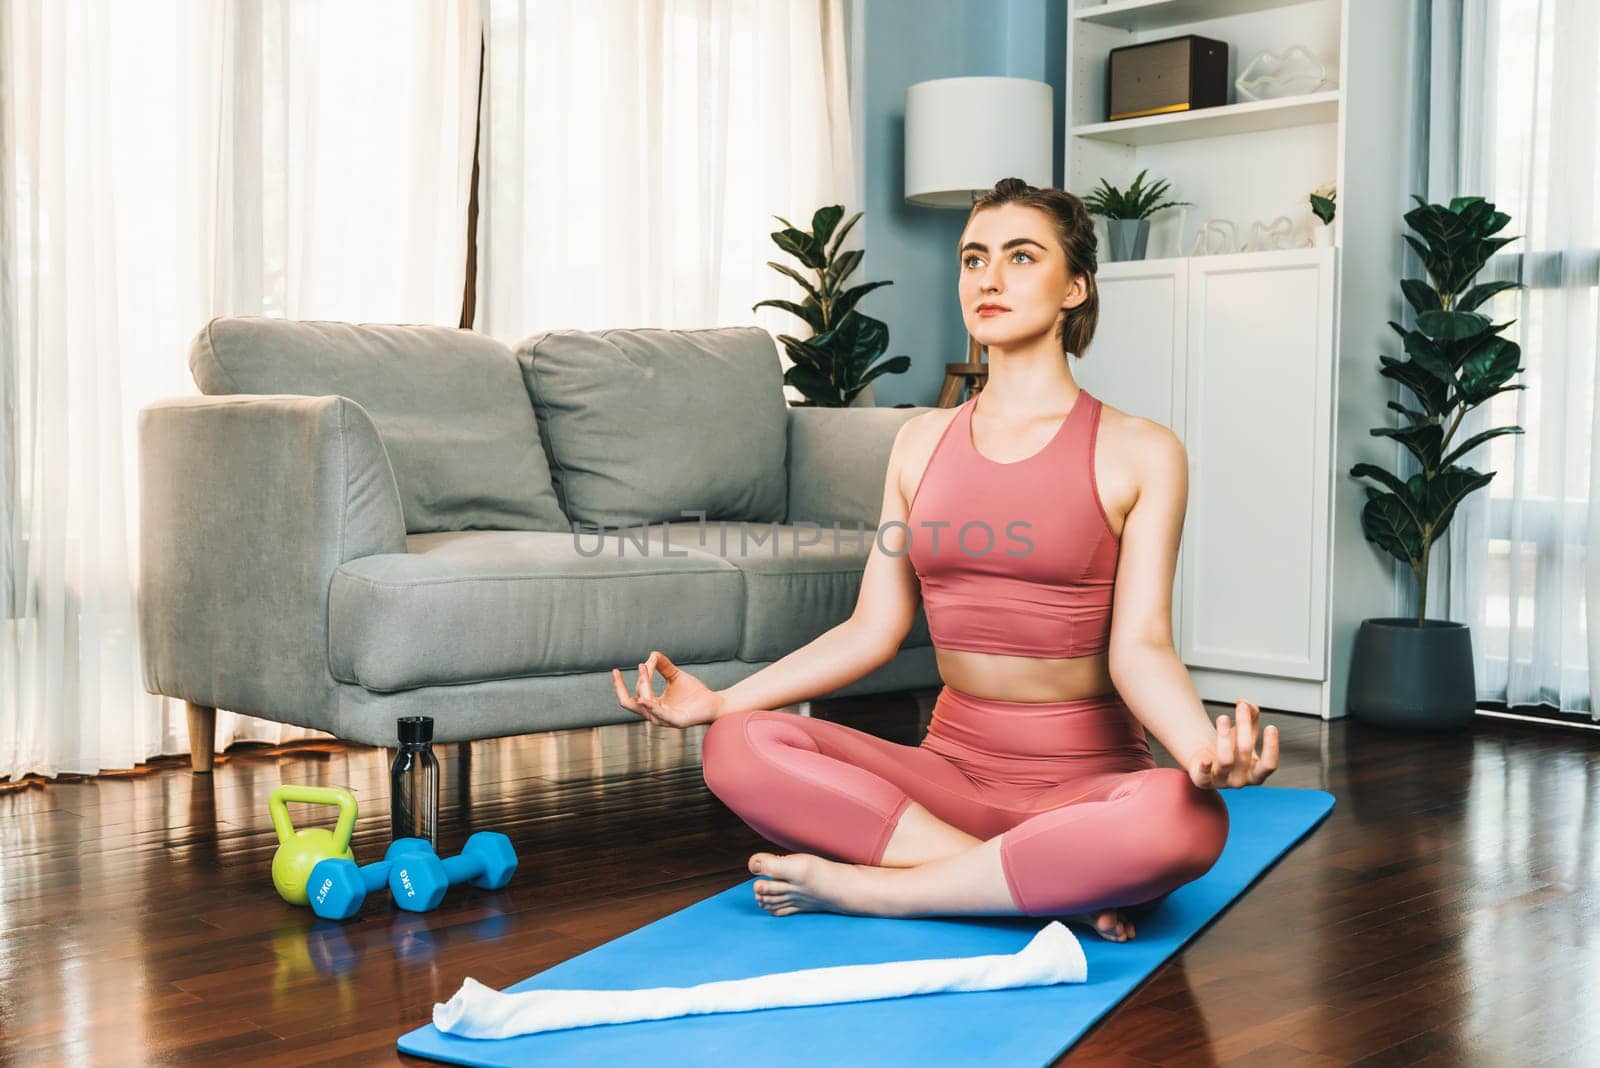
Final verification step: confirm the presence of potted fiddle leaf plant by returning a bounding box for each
[1346,195,1526,729]
[755,205,910,407]
[1082,168,1192,262]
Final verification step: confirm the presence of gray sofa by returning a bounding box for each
[137,317,940,770]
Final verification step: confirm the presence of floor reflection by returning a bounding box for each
[3,706,1597,1063]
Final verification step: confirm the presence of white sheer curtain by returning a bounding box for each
[475,0,858,395]
[0,0,479,779]
[1411,0,1598,717]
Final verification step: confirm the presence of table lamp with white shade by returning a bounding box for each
[905,76,1054,404]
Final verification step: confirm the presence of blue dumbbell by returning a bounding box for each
[307,837,435,920]
[388,831,518,913]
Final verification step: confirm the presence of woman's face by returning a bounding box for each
[957,202,1084,351]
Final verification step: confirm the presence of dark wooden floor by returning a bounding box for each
[2,689,1597,1066]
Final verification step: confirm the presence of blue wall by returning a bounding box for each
[858,0,1065,408]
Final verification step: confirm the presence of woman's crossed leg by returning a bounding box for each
[700,708,1229,941]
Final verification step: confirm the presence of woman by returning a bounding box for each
[611,177,1279,942]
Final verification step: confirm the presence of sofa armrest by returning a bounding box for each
[137,394,407,728]
[784,405,926,528]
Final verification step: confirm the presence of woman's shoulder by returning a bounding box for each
[1093,398,1186,482]
[902,400,965,447]
[884,403,967,512]
[1094,398,1179,447]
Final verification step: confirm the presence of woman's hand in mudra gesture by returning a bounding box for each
[612,650,726,730]
[1186,699,1280,789]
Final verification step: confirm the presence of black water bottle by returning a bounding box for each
[390,716,439,847]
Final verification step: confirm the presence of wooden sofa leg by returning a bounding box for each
[186,702,217,774]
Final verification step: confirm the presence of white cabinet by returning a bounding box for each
[1087,248,1336,713]
[1077,260,1187,427]
[1181,249,1335,681]
[1071,258,1188,650]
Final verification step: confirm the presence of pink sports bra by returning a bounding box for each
[906,387,1120,659]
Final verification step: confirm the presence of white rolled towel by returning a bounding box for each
[433,920,1087,1040]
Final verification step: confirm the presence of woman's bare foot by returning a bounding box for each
[748,852,896,917]
[1066,908,1135,942]
[748,851,1136,940]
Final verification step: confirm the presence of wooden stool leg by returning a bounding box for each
[186,702,217,774]
[936,335,988,408]
[936,372,965,407]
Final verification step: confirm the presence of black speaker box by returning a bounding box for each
[1106,35,1228,122]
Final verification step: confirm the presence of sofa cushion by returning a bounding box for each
[653,520,932,661]
[327,529,746,692]
[190,316,569,535]
[514,327,788,531]
[786,405,925,526]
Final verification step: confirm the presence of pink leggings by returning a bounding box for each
[700,684,1229,917]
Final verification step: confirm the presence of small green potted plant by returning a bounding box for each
[1309,182,1336,247]
[1346,195,1526,729]
[1082,169,1192,262]
[755,205,909,407]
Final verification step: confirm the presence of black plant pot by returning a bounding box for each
[1347,617,1476,729]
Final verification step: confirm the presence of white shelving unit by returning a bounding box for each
[1065,0,1415,720]
[1074,0,1326,33]
[1068,0,1345,260]
[1070,88,1340,147]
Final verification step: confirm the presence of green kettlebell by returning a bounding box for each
[269,785,358,906]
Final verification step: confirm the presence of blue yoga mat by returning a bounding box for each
[399,785,1335,1067]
